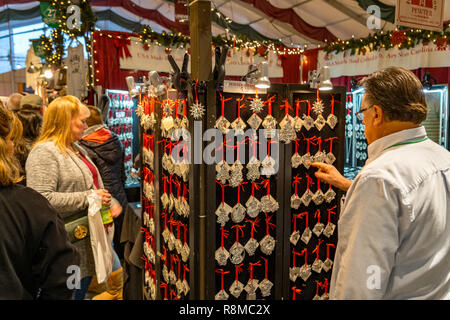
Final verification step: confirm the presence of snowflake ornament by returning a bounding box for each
[190,101,205,120]
[312,99,324,115]
[162,99,175,117]
[250,97,265,113]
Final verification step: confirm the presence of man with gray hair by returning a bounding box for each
[6,93,22,112]
[313,67,450,299]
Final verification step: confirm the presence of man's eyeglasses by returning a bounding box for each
[355,105,373,121]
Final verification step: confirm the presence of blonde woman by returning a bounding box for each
[0,107,79,299]
[26,96,122,300]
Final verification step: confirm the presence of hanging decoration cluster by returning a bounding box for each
[324,23,450,56]
[135,25,304,58]
[41,0,96,66]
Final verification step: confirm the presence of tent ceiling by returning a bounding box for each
[0,0,449,48]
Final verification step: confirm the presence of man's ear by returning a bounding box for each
[372,105,384,126]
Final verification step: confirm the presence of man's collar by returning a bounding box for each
[366,126,427,164]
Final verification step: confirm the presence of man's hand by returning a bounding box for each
[311,162,352,191]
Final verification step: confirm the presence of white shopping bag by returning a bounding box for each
[87,192,113,284]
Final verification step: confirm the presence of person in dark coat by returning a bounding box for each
[79,105,127,259]
[0,106,80,300]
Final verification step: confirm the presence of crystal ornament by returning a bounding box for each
[189,101,205,120]
[249,97,264,113]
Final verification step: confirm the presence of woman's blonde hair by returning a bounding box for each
[0,107,22,185]
[35,95,88,154]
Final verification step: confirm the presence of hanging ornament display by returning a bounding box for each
[230,224,246,265]
[261,140,277,177]
[312,178,325,206]
[299,211,312,245]
[279,100,296,144]
[312,209,325,237]
[289,249,302,282]
[216,181,232,226]
[215,92,232,134]
[229,263,245,299]
[300,173,315,207]
[259,213,276,256]
[311,239,324,273]
[231,94,247,135]
[294,100,303,132]
[324,137,338,165]
[215,227,230,266]
[231,182,247,223]
[300,100,314,131]
[215,269,230,300]
[323,206,337,238]
[298,248,312,282]
[229,140,247,188]
[327,95,339,129]
[246,182,261,218]
[190,80,206,120]
[259,257,274,297]
[291,138,303,168]
[246,136,261,181]
[290,174,302,210]
[244,261,261,300]
[261,95,278,139]
[244,217,260,256]
[301,137,313,169]
[260,178,279,213]
[322,243,335,273]
[289,213,302,246]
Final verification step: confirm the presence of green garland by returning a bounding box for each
[41,0,96,66]
[324,24,450,56]
[135,24,285,58]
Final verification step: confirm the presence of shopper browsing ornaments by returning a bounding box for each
[311,67,450,299]
[26,96,122,300]
[0,107,80,299]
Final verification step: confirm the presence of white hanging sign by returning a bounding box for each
[318,42,450,78]
[119,37,283,78]
[395,0,445,32]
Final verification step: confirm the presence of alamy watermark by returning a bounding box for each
[366,5,382,30]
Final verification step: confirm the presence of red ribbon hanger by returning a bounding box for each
[183,184,189,201]
[220,226,229,249]
[292,174,302,195]
[161,212,168,231]
[265,212,276,236]
[330,94,341,116]
[266,94,276,116]
[294,138,301,154]
[251,181,260,197]
[183,265,190,282]
[237,182,248,204]
[281,100,293,117]
[326,243,335,260]
[267,139,277,157]
[312,239,324,261]
[194,79,199,104]
[327,205,337,224]
[299,248,308,267]
[295,100,301,118]
[325,137,338,154]
[218,91,232,117]
[315,280,323,297]
[234,263,244,283]
[292,248,302,268]
[215,136,234,162]
[314,209,321,225]
[261,257,270,280]
[292,286,302,300]
[298,212,309,229]
[245,217,260,239]
[248,135,261,158]
[248,260,262,281]
[297,100,312,116]
[231,224,246,244]
[321,278,329,295]
[160,281,168,300]
[236,94,246,119]
[215,269,230,292]
[261,178,271,196]
[305,172,315,191]
[216,180,228,204]
[234,137,248,162]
